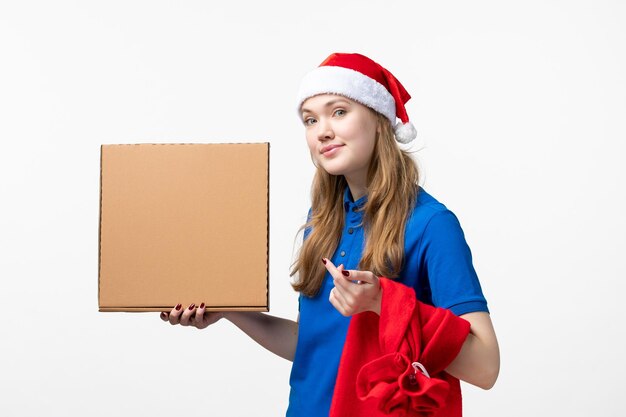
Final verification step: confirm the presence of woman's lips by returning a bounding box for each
[321,144,344,156]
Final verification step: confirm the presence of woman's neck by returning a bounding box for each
[345,176,367,201]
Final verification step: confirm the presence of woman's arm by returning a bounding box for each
[224,312,299,362]
[322,259,500,389]
[162,304,299,362]
[323,257,500,389]
[444,311,500,390]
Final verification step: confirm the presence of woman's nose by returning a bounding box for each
[316,119,334,141]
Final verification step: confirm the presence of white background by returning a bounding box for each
[1,1,625,416]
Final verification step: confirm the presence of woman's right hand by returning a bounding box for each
[160,303,224,329]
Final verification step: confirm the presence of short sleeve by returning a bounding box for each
[421,210,489,316]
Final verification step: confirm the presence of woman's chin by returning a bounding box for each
[320,166,345,176]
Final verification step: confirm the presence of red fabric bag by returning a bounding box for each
[329,278,471,417]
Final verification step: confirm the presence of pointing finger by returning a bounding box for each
[322,257,342,281]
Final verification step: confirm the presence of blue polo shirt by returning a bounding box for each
[286,186,489,417]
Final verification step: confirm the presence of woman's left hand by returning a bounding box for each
[323,257,382,316]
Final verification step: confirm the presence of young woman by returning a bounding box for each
[161,52,500,416]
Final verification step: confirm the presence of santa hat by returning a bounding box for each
[296,52,417,144]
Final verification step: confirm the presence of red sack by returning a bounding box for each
[329,278,471,417]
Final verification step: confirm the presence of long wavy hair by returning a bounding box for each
[290,110,420,297]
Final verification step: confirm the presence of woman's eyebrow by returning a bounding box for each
[302,99,351,114]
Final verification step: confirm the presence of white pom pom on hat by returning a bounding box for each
[296,52,417,144]
[394,121,418,144]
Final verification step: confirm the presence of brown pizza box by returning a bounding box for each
[98,143,269,312]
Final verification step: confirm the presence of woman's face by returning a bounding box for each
[300,94,379,183]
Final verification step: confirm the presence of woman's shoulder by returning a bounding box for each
[412,186,452,219]
[406,186,467,244]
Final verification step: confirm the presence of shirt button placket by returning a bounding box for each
[341,204,358,261]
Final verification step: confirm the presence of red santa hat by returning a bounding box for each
[296,52,417,144]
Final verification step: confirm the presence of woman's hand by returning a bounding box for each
[160,303,224,329]
[322,258,382,316]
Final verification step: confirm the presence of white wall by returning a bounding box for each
[1,1,624,416]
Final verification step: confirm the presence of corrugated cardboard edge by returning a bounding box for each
[266,142,270,312]
[97,142,270,313]
[98,144,103,311]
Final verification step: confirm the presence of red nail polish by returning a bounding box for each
[342,270,350,277]
[175,304,182,311]
[188,303,195,310]
[322,258,327,264]
[160,312,167,318]
[200,303,205,309]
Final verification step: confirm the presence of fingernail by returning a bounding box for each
[175,304,182,311]
[342,270,350,277]
[188,303,195,310]
[200,302,205,309]
[322,258,327,264]
[160,312,167,319]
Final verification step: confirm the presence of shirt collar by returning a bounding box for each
[343,187,368,212]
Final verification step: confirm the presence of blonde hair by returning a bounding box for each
[290,111,420,297]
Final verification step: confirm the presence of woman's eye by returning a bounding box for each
[334,109,346,116]
[304,117,316,126]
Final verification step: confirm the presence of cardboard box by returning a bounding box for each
[98,143,269,312]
